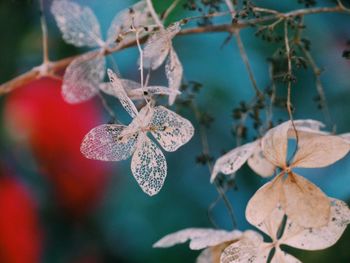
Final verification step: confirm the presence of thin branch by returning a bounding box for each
[0,5,347,95]
[162,0,181,21]
[191,101,237,230]
[39,0,49,63]
[284,20,299,159]
[146,0,164,29]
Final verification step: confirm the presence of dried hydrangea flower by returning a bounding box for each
[221,199,350,263]
[99,78,180,102]
[80,69,194,196]
[51,0,154,103]
[142,22,183,105]
[246,121,349,228]
[210,119,326,182]
[153,228,243,263]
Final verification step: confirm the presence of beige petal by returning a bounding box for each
[291,134,349,168]
[220,231,269,263]
[247,141,276,178]
[282,198,350,250]
[339,133,350,144]
[282,173,330,228]
[254,204,285,240]
[210,141,259,182]
[197,244,232,263]
[245,174,284,228]
[271,248,301,263]
[262,121,291,168]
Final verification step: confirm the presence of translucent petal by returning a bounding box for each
[131,135,167,196]
[165,48,183,105]
[51,0,104,47]
[143,23,181,70]
[245,175,284,228]
[106,0,154,45]
[291,135,350,168]
[153,228,242,250]
[282,198,350,250]
[107,69,138,118]
[220,231,269,263]
[261,121,290,168]
[150,106,194,152]
[196,248,217,263]
[282,173,330,228]
[211,141,259,183]
[62,51,105,104]
[247,142,276,178]
[271,248,301,263]
[80,124,139,161]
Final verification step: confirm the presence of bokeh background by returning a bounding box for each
[0,0,350,262]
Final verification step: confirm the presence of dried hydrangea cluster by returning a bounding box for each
[48,0,350,261]
[51,0,191,195]
[155,120,350,261]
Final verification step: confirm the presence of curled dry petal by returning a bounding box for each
[165,48,183,105]
[247,142,276,178]
[107,69,138,118]
[80,124,139,161]
[150,106,194,152]
[245,175,284,228]
[143,23,181,70]
[153,228,242,250]
[282,198,350,250]
[291,135,350,168]
[210,141,259,183]
[62,52,105,104]
[131,135,167,196]
[106,0,154,45]
[51,0,104,47]
[281,173,330,228]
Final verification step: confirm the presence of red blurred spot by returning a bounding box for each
[4,77,112,217]
[0,176,42,263]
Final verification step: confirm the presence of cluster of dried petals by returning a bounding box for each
[141,22,183,105]
[221,199,350,262]
[210,119,327,182]
[80,70,194,196]
[51,0,156,103]
[246,120,349,229]
[153,228,243,263]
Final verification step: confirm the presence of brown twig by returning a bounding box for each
[0,5,346,95]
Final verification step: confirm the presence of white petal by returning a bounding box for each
[262,121,291,168]
[282,198,350,250]
[291,134,349,168]
[80,124,139,161]
[196,248,217,263]
[153,228,242,250]
[211,141,259,183]
[220,231,269,263]
[106,0,154,45]
[142,23,181,70]
[245,175,284,228]
[247,142,276,178]
[107,69,138,118]
[165,48,183,105]
[51,0,104,47]
[150,106,194,152]
[282,173,330,228]
[131,135,167,196]
[62,51,105,104]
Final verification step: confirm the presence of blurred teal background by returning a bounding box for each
[0,0,350,262]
